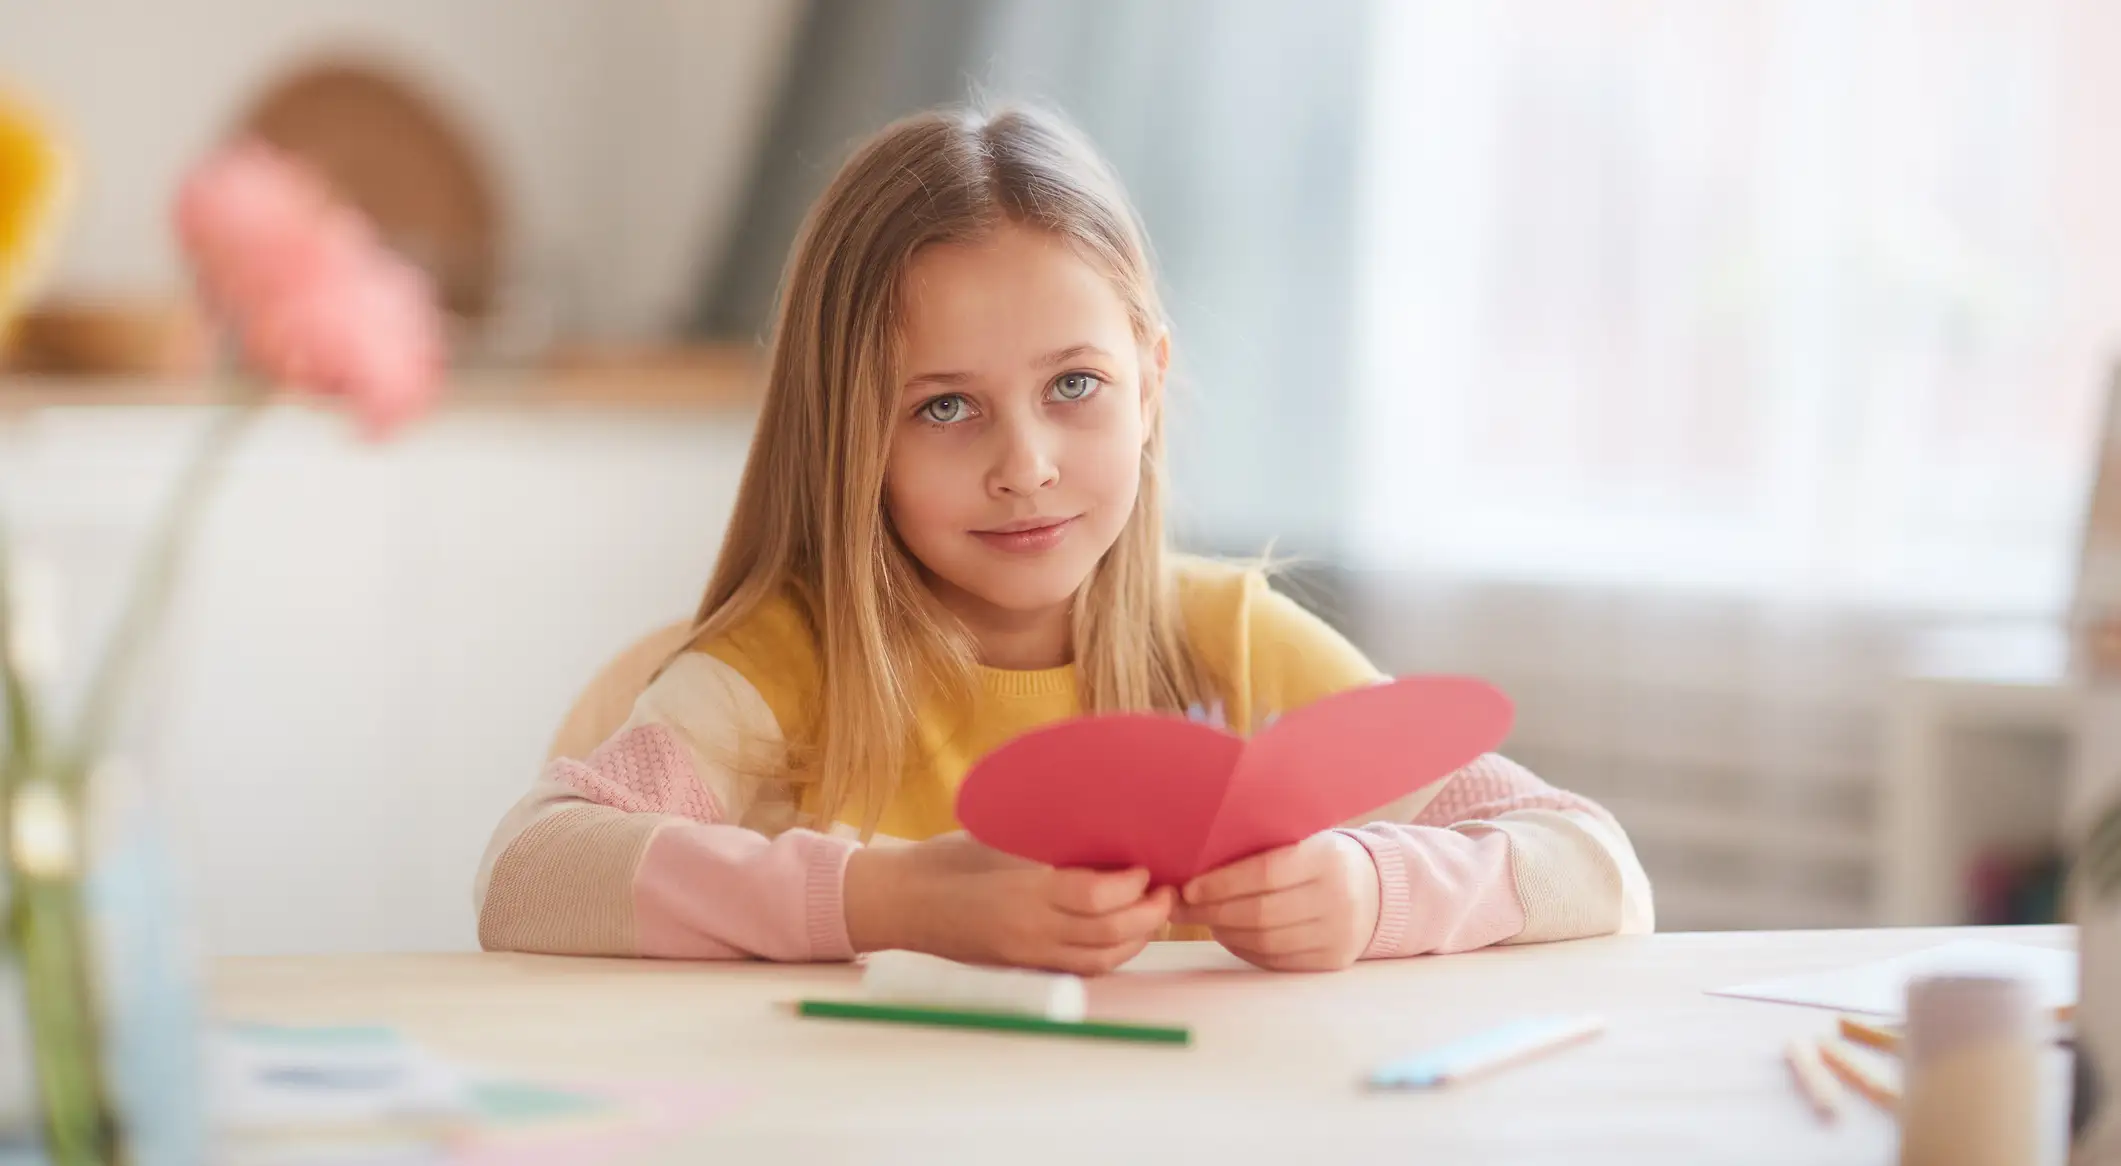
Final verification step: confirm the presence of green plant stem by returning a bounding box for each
[14,848,112,1166]
[0,530,39,775]
[6,391,259,1161]
[68,399,258,778]
[2,526,113,1161]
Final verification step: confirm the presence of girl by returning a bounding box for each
[476,105,1653,975]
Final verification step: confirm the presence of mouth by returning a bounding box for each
[971,516,1078,553]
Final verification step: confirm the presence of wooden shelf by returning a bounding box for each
[0,345,767,414]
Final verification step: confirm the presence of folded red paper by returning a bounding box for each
[955,677,1514,886]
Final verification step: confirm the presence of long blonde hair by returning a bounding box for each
[688,104,1213,834]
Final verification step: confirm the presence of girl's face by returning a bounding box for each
[886,224,1165,631]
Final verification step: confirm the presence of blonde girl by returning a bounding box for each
[476,105,1652,974]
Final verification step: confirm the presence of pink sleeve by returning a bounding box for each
[632,820,856,961]
[1336,823,1523,957]
[1337,754,1650,959]
[479,723,857,962]
[1408,753,1619,827]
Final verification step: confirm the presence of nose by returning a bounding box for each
[988,412,1059,498]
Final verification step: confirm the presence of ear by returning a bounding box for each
[1142,328,1171,432]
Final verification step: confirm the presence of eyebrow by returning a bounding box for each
[1035,343,1112,367]
[902,369,971,391]
[901,344,1116,392]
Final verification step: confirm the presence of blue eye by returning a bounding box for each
[1052,373,1102,402]
[919,394,972,425]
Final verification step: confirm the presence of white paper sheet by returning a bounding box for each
[212,1025,472,1138]
[1708,939,2079,1017]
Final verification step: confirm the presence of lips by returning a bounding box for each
[972,516,1077,553]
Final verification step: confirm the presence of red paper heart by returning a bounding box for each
[954,676,1514,886]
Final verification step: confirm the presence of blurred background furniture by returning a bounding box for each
[1879,623,2077,926]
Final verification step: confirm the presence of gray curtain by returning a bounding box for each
[698,0,1374,558]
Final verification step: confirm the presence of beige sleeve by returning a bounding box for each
[474,784,661,955]
[473,653,847,960]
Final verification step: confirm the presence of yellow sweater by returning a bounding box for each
[474,560,1653,961]
[701,558,1382,842]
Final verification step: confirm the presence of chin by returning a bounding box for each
[946,558,1095,615]
[961,578,1085,615]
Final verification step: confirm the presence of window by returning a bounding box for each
[1353,0,2098,613]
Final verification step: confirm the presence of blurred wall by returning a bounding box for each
[0,0,804,339]
[2,399,755,954]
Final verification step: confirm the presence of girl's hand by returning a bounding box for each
[1173,831,1380,971]
[845,832,1173,975]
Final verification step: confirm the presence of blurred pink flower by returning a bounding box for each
[173,139,442,437]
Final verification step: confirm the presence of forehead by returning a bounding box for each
[898,225,1136,368]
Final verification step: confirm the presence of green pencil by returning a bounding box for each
[795,999,1191,1045]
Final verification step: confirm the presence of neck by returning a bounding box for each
[974,608,1073,670]
[928,579,1074,670]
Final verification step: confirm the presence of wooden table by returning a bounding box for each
[213,926,2077,1164]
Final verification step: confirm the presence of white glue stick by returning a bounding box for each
[860,950,1088,1022]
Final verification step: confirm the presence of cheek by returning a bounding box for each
[1073,403,1145,503]
[885,436,973,535]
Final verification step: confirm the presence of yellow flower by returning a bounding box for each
[0,85,72,337]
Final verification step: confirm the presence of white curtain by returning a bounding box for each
[1352,0,2121,616]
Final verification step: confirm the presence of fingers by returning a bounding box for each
[1189,835,1378,973]
[1014,884,1170,976]
[1182,838,1324,906]
[1213,917,1360,972]
[1054,886,1174,947]
[1178,886,1323,932]
[1212,918,1333,958]
[1048,929,1157,977]
[1219,940,1349,973]
[1049,866,1154,915]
